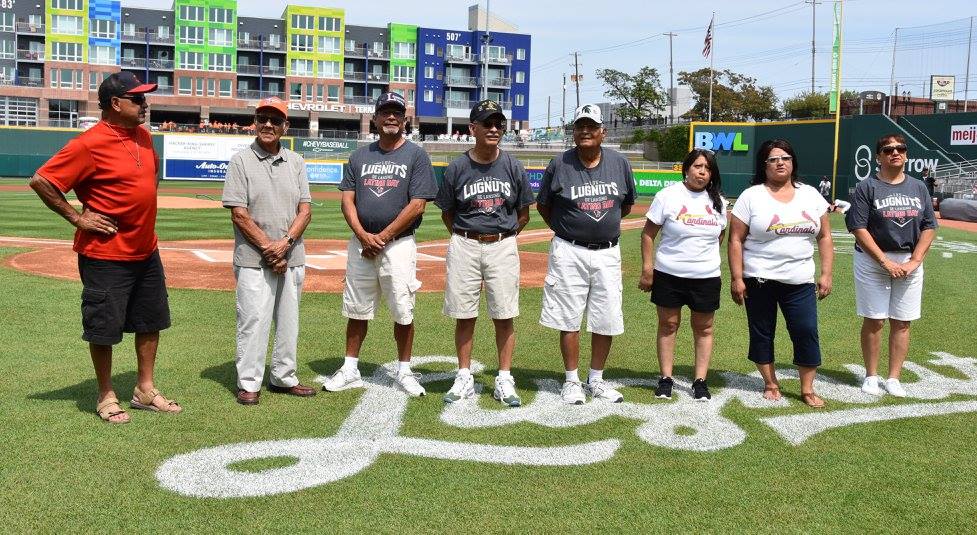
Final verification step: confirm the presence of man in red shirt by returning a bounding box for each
[29,72,182,424]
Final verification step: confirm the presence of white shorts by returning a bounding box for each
[342,235,421,325]
[444,233,520,320]
[853,250,923,321]
[539,236,624,336]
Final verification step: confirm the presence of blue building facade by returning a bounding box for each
[89,0,121,66]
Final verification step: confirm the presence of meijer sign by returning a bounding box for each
[950,125,977,146]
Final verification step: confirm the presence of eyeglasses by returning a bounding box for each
[765,155,794,164]
[376,109,406,119]
[116,94,146,105]
[479,119,506,130]
[881,144,908,154]
[254,114,286,127]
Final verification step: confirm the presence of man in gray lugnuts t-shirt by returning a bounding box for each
[845,173,938,253]
[436,152,534,234]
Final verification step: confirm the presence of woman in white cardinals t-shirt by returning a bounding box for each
[639,149,727,402]
[728,139,834,408]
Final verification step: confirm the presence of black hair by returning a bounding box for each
[681,149,724,213]
[875,133,906,154]
[753,139,799,186]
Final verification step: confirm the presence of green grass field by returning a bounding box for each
[1,184,976,532]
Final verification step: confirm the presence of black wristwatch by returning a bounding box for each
[284,234,295,246]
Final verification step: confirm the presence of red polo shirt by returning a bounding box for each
[37,121,160,261]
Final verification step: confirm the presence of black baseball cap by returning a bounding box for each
[98,71,157,109]
[374,92,407,113]
[470,99,506,123]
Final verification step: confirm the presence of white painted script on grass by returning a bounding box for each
[157,353,977,498]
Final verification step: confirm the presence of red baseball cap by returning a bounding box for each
[256,96,288,117]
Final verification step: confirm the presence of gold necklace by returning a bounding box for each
[105,121,142,167]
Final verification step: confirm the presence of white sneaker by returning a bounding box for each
[884,377,907,398]
[443,373,475,403]
[322,367,364,392]
[493,375,522,407]
[585,379,624,403]
[861,375,883,396]
[396,371,427,397]
[561,381,586,405]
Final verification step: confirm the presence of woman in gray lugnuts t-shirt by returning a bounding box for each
[845,134,938,398]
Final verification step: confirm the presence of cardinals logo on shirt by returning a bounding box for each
[676,204,720,227]
[570,181,619,222]
[361,162,407,197]
[874,194,922,228]
[765,211,818,235]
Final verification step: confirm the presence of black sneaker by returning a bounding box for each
[655,376,673,399]
[692,378,711,401]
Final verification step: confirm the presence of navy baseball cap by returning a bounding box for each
[470,99,506,123]
[98,71,157,108]
[374,92,407,113]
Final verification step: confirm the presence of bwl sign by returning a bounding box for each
[288,102,375,114]
[156,353,977,499]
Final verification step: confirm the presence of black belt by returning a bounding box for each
[453,229,517,243]
[558,235,619,250]
[393,230,415,241]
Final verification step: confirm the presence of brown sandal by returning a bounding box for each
[131,386,183,414]
[96,396,130,424]
[801,392,826,408]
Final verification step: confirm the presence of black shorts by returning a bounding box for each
[77,250,171,345]
[649,270,721,313]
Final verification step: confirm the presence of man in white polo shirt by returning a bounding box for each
[537,104,636,405]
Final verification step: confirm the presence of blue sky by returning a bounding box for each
[127,0,977,125]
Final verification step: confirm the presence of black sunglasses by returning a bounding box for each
[255,114,286,127]
[116,94,146,105]
[881,144,908,154]
[480,119,506,130]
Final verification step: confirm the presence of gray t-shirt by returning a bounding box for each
[536,147,636,242]
[222,142,311,268]
[435,150,535,234]
[340,140,437,235]
[845,174,938,253]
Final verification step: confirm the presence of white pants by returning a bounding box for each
[444,234,520,320]
[854,250,923,321]
[539,237,624,336]
[234,265,305,392]
[342,235,421,325]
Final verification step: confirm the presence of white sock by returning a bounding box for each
[342,356,359,372]
[565,368,579,383]
[497,370,512,379]
[588,368,604,383]
[457,367,471,377]
[398,361,412,375]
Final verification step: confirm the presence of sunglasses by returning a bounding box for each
[116,94,146,105]
[479,119,506,130]
[376,109,406,119]
[765,155,793,164]
[255,114,286,127]
[881,144,908,155]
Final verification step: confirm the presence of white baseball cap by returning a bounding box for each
[573,103,602,125]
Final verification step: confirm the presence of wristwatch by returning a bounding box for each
[284,234,295,246]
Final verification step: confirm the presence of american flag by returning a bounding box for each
[702,15,714,58]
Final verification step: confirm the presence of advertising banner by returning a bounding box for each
[950,124,977,146]
[163,134,253,181]
[633,170,683,195]
[930,75,955,101]
[306,160,345,184]
[294,138,357,156]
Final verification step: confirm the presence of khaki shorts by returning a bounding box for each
[854,249,923,321]
[539,237,624,336]
[342,235,421,325]
[444,233,520,320]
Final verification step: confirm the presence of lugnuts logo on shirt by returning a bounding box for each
[765,211,818,235]
[570,181,619,222]
[463,177,511,214]
[361,162,408,197]
[874,193,922,228]
[676,204,720,226]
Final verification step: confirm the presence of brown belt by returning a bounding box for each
[453,229,517,243]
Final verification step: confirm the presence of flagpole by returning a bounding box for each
[830,0,845,199]
[708,12,715,122]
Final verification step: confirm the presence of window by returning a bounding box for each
[239,31,249,42]
[219,79,232,97]
[180,5,204,21]
[180,51,203,70]
[90,19,116,39]
[0,40,13,60]
[90,46,115,65]
[158,26,170,39]
[393,42,416,59]
[179,26,204,45]
[424,43,435,55]
[122,23,136,37]
[316,85,324,102]
[515,94,524,106]
[516,48,526,61]
[268,34,281,48]
[344,86,354,99]
[290,34,313,52]
[157,74,170,88]
[345,39,357,52]
[424,66,434,79]
[0,96,38,127]
[291,14,314,30]
[52,0,82,9]
[319,17,340,31]
[481,45,505,61]
[289,82,302,101]
[392,65,415,83]
[50,42,82,62]
[328,85,339,102]
[195,78,203,96]
[447,44,468,60]
[209,29,233,47]
[423,90,433,102]
[407,89,415,104]
[58,69,74,89]
[0,13,13,32]
[51,15,83,35]
[209,8,233,24]
[318,36,339,53]
[290,59,313,76]
[515,71,525,84]
[317,60,339,78]
[208,53,232,72]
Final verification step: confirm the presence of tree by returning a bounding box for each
[658,124,689,162]
[677,68,780,121]
[595,67,666,126]
[783,91,830,119]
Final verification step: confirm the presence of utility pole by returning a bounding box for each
[664,32,676,124]
[547,96,551,128]
[572,52,581,108]
[966,16,973,112]
[561,73,567,128]
[805,0,821,94]
[482,0,491,101]
[888,27,898,115]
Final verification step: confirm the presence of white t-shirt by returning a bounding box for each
[730,183,829,284]
[646,182,728,279]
